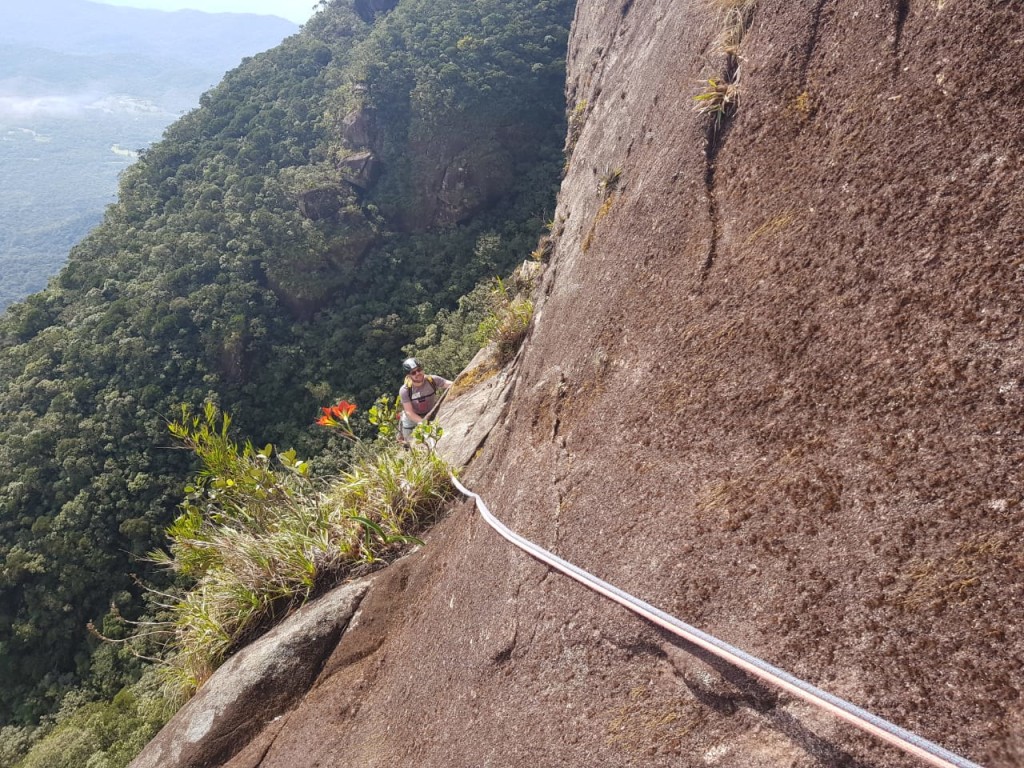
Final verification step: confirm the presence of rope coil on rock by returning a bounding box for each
[449,474,983,768]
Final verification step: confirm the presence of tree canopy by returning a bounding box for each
[0,0,572,724]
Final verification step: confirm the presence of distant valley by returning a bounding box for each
[0,0,298,311]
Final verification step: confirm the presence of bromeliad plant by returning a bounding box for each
[694,74,740,129]
[148,401,456,696]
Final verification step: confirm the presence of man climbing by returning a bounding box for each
[398,357,451,443]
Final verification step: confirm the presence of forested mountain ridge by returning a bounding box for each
[0,0,298,70]
[0,0,572,725]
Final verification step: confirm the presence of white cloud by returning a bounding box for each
[0,86,167,120]
[2,127,52,143]
[111,144,140,159]
[90,0,319,24]
[0,94,93,119]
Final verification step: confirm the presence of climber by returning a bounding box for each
[398,357,451,443]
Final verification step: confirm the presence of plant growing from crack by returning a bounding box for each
[599,166,623,198]
[717,0,756,56]
[565,97,589,156]
[694,0,753,130]
[476,275,533,363]
[694,74,740,129]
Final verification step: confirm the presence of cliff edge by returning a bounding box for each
[133,1,1023,766]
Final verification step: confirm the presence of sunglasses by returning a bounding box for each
[410,368,423,375]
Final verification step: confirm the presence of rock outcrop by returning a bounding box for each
[131,582,367,768]
[353,0,399,24]
[340,107,375,150]
[337,150,381,190]
[135,1,1023,766]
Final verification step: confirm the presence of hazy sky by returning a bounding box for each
[91,0,320,24]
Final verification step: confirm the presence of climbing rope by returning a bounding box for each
[449,475,983,768]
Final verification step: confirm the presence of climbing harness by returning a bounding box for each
[449,474,984,768]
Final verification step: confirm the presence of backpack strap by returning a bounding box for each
[408,376,437,414]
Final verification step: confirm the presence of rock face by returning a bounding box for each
[143,1,1023,766]
[338,150,381,190]
[353,0,399,23]
[381,133,527,231]
[340,107,375,149]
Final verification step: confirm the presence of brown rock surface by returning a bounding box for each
[150,1,1024,766]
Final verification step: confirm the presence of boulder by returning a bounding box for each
[340,106,375,148]
[434,151,507,226]
[338,150,380,190]
[129,581,368,768]
[434,343,514,469]
[295,186,345,221]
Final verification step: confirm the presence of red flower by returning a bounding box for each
[316,400,358,435]
[333,400,357,419]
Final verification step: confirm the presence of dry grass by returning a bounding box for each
[599,166,623,198]
[744,212,794,245]
[582,195,616,253]
[714,0,756,55]
[899,532,1015,611]
[451,359,500,396]
[605,683,708,756]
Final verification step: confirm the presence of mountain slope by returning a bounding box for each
[0,0,299,310]
[139,0,1023,766]
[0,0,297,70]
[0,0,571,725]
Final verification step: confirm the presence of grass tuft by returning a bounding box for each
[714,0,756,55]
[693,74,740,128]
[693,0,754,130]
[476,275,535,364]
[599,167,623,198]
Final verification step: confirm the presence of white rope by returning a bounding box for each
[450,474,984,768]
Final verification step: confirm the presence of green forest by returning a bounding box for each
[0,1,300,312]
[0,0,572,753]
[0,108,163,311]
